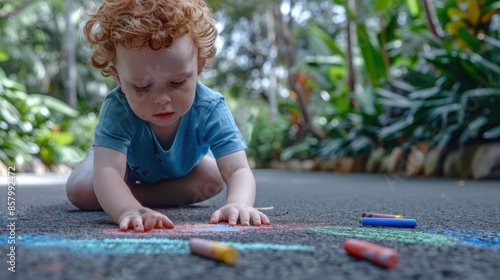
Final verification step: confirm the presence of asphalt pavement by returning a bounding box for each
[1,169,499,280]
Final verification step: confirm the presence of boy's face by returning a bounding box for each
[111,35,205,130]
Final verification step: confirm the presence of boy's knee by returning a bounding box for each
[190,170,224,203]
[66,173,100,211]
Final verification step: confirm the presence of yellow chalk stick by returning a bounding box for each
[189,238,239,265]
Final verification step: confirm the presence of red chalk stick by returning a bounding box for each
[343,238,399,269]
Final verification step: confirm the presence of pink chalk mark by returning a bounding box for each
[102,221,328,236]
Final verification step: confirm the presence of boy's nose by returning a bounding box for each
[154,93,171,104]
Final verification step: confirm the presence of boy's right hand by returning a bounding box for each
[118,207,174,232]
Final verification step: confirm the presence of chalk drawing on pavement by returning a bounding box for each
[308,226,458,246]
[421,228,500,248]
[2,223,497,257]
[0,234,314,255]
[101,222,320,236]
[308,226,500,248]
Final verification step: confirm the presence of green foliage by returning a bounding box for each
[2,0,499,170]
[286,0,500,165]
[379,33,500,150]
[246,111,292,168]
[0,0,113,114]
[0,67,88,167]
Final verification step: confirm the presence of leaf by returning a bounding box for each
[317,138,345,158]
[0,49,9,62]
[467,52,500,75]
[406,0,420,17]
[375,0,393,12]
[467,0,480,26]
[458,55,479,78]
[305,66,334,89]
[485,2,500,10]
[460,88,500,106]
[376,88,415,108]
[51,132,76,146]
[356,24,387,87]
[408,86,440,100]
[309,26,347,60]
[37,131,76,146]
[378,116,414,139]
[28,94,79,117]
[348,136,372,154]
[427,103,462,123]
[483,126,500,139]
[447,8,467,21]
[457,27,480,51]
[354,87,376,115]
[280,138,317,161]
[0,98,22,125]
[459,116,488,145]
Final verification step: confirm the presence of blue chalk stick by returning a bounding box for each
[361,218,417,228]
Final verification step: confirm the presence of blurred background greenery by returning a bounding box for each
[1,0,499,177]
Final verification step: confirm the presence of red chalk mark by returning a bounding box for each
[35,262,64,273]
[102,220,327,236]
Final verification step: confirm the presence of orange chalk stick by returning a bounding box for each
[343,238,399,269]
[189,238,239,265]
[362,212,404,219]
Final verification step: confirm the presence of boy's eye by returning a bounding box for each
[133,84,152,92]
[171,79,186,87]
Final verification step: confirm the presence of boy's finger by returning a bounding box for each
[260,213,271,225]
[209,210,222,224]
[132,216,144,232]
[143,215,157,231]
[239,211,250,226]
[161,215,174,229]
[250,211,262,226]
[155,218,163,228]
[119,217,130,231]
[228,210,239,226]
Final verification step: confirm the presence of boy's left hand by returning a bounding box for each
[209,203,271,226]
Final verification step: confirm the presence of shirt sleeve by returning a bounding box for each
[93,92,136,155]
[202,98,247,158]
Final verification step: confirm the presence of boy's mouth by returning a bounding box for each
[153,112,174,119]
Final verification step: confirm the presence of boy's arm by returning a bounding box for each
[93,146,173,231]
[210,150,270,226]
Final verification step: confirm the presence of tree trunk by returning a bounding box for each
[422,0,443,39]
[273,0,325,139]
[346,0,356,93]
[266,7,278,121]
[64,0,77,109]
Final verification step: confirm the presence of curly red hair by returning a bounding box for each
[83,0,217,77]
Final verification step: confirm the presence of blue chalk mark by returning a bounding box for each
[28,238,190,255]
[0,234,56,243]
[421,229,500,248]
[1,234,314,255]
[190,225,240,232]
[224,242,314,251]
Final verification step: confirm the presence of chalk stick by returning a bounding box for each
[189,238,239,265]
[361,218,416,228]
[344,238,399,269]
[361,212,404,219]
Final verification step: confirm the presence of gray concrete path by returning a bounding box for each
[1,170,499,279]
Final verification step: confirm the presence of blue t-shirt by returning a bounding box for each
[93,82,247,183]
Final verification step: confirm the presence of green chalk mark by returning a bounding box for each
[307,226,458,246]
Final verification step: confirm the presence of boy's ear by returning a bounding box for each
[197,59,206,76]
[110,66,122,86]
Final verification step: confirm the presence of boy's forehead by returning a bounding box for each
[114,34,197,78]
[116,34,196,56]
